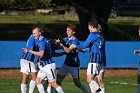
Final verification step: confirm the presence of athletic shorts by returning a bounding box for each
[87,63,105,75]
[58,64,80,78]
[20,59,37,74]
[37,63,56,82]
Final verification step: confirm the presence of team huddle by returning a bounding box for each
[20,18,106,93]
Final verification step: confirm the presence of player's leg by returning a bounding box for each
[50,81,64,93]
[47,82,51,93]
[54,74,65,93]
[29,72,37,93]
[73,78,89,93]
[87,74,100,93]
[97,66,105,93]
[21,73,29,93]
[36,76,45,93]
[20,59,29,93]
[57,74,66,85]
[36,64,50,93]
[47,63,64,93]
[87,63,100,93]
[97,72,105,93]
[29,61,37,93]
[69,66,89,93]
[57,64,68,85]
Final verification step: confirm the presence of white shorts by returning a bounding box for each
[37,63,56,82]
[20,59,37,74]
[87,63,106,75]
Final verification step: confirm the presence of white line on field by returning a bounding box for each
[110,82,137,86]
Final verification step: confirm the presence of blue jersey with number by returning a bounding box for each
[76,32,106,65]
[21,35,38,62]
[63,37,80,67]
[35,37,55,66]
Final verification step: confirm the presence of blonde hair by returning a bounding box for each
[97,24,102,32]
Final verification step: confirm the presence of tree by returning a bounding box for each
[51,0,113,39]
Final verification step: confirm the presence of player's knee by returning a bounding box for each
[50,82,57,88]
[31,76,36,81]
[87,78,92,84]
[22,75,29,83]
[97,78,103,84]
[35,77,41,85]
[31,73,37,81]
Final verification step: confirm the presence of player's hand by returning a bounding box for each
[37,62,41,66]
[134,50,139,54]
[76,49,85,53]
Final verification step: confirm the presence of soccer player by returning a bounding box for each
[134,27,140,54]
[75,19,106,93]
[56,23,89,93]
[20,34,37,93]
[134,26,140,93]
[23,26,64,93]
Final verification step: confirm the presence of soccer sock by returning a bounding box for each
[29,80,36,93]
[89,80,100,93]
[37,84,45,93]
[56,86,64,93]
[47,86,51,93]
[21,84,27,93]
[100,88,105,93]
[80,84,89,93]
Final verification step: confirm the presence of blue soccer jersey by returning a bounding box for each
[21,35,37,62]
[35,37,55,66]
[63,37,80,67]
[76,32,106,65]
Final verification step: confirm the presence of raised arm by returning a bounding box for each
[76,33,94,49]
[23,40,45,57]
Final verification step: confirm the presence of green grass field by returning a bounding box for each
[0,15,140,25]
[0,76,137,93]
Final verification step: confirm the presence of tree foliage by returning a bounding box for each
[50,0,113,39]
[0,0,52,11]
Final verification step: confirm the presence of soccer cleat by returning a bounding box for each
[96,88,101,93]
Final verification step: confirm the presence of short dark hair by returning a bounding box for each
[67,23,76,32]
[88,18,99,28]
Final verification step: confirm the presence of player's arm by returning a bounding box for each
[76,34,94,49]
[60,43,76,53]
[23,48,44,57]
[28,50,44,57]
[76,48,90,53]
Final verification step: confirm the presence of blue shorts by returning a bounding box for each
[58,64,80,78]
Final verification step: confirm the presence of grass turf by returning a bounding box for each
[0,76,137,93]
